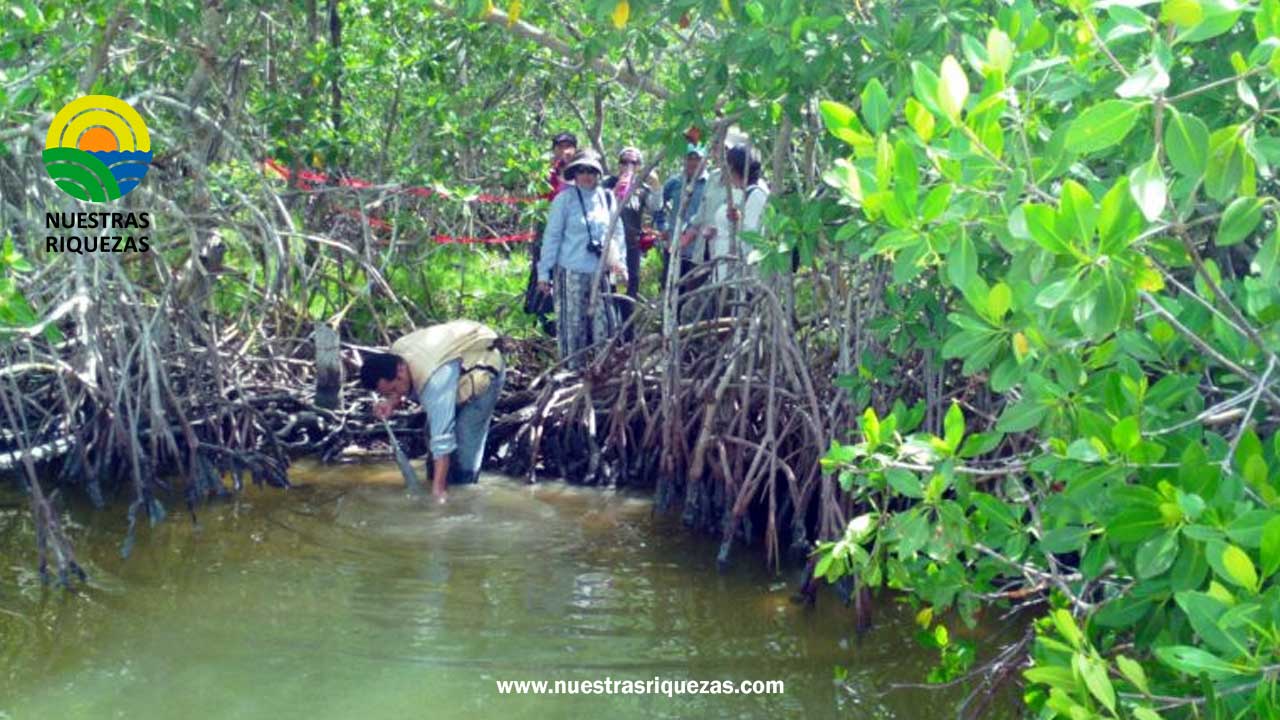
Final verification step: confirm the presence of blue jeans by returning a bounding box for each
[420,362,506,485]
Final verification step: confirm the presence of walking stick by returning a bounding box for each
[381,418,424,495]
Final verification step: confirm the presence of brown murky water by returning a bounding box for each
[0,461,1021,719]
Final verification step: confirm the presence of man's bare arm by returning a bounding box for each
[432,455,450,502]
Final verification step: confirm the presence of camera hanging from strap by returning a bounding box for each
[575,186,614,256]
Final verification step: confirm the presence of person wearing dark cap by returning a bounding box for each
[525,131,580,332]
[546,131,579,200]
[536,149,627,368]
[603,146,662,337]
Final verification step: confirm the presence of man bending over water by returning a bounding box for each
[359,320,506,502]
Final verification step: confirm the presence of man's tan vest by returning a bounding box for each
[390,321,501,405]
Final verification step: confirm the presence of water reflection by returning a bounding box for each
[0,462,1016,719]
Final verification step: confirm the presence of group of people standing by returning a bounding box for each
[528,128,769,367]
[353,127,771,501]
[532,136,654,365]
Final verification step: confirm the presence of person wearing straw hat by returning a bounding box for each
[360,320,506,502]
[536,149,627,368]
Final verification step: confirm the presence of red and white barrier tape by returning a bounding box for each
[432,231,537,244]
[264,159,540,244]
[261,159,542,204]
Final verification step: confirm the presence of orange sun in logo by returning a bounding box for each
[77,126,119,152]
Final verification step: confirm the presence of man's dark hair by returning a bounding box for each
[726,145,762,185]
[359,352,401,390]
[551,131,578,149]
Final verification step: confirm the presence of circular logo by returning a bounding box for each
[43,95,152,203]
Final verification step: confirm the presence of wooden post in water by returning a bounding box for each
[314,323,342,410]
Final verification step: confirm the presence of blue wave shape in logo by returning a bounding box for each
[91,150,153,196]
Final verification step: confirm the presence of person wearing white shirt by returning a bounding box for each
[708,144,768,284]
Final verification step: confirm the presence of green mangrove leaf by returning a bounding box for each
[1066,100,1142,154]
[905,98,935,141]
[1261,516,1280,579]
[944,402,965,453]
[1116,60,1170,99]
[860,79,891,135]
[996,399,1048,433]
[1216,196,1265,247]
[1165,108,1210,178]
[1136,530,1179,578]
[1041,525,1090,553]
[1116,654,1150,695]
[1178,0,1243,43]
[1161,0,1204,27]
[1129,155,1167,221]
[886,468,924,498]
[938,55,969,121]
[1208,541,1260,591]
[1205,125,1247,202]
[1155,645,1244,679]
[1174,590,1249,658]
[1023,203,1071,254]
[1058,180,1098,243]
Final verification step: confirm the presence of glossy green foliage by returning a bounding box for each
[813,1,1280,717]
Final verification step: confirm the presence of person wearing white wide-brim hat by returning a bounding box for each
[536,149,627,368]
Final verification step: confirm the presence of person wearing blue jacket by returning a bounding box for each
[535,149,627,368]
[659,144,709,288]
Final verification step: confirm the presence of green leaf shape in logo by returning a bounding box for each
[42,147,121,202]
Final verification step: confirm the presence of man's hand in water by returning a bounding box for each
[432,456,450,504]
[373,396,401,419]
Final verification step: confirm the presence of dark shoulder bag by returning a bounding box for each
[524,194,569,316]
